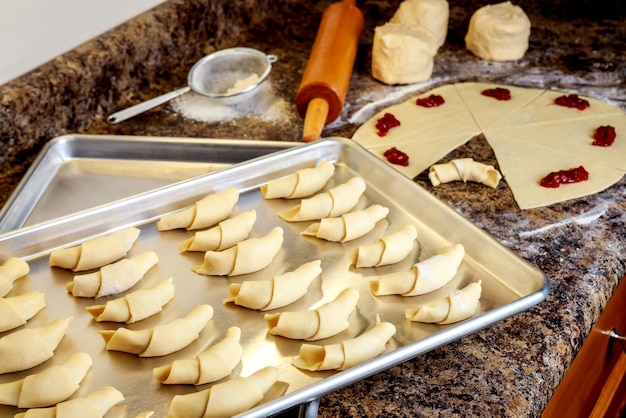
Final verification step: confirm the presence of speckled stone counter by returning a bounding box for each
[0,0,625,416]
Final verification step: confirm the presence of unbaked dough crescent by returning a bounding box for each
[85,278,175,323]
[66,251,159,298]
[351,224,418,267]
[0,352,92,408]
[278,177,367,222]
[302,204,389,242]
[224,260,322,310]
[261,159,335,199]
[265,288,360,341]
[428,158,502,188]
[192,227,283,276]
[14,386,124,418]
[0,317,73,374]
[49,227,141,272]
[406,281,482,324]
[179,210,257,253]
[153,326,243,385]
[0,290,46,332]
[0,257,30,297]
[292,316,396,371]
[99,304,213,357]
[166,366,279,418]
[370,244,465,296]
[157,187,239,231]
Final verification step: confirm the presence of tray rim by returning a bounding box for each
[0,137,549,417]
[0,133,300,234]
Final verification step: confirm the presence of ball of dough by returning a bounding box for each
[390,0,449,48]
[372,22,438,85]
[465,1,531,61]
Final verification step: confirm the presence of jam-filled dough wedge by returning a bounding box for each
[154,326,243,385]
[166,366,279,418]
[193,227,283,276]
[0,257,30,297]
[0,352,92,408]
[99,304,213,357]
[265,288,359,341]
[406,281,482,324]
[49,227,140,272]
[292,316,396,371]
[0,317,73,374]
[85,278,175,323]
[262,159,335,199]
[0,290,46,333]
[224,260,322,310]
[351,224,418,268]
[278,177,366,222]
[428,158,502,188]
[179,210,256,253]
[66,251,158,298]
[370,244,465,296]
[157,187,239,231]
[14,386,124,418]
[302,204,389,242]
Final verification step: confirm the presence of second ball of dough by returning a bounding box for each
[465,1,531,61]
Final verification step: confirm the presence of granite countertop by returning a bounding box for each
[0,0,625,416]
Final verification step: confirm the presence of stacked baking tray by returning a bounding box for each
[0,135,548,417]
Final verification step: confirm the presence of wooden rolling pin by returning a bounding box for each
[296,0,364,142]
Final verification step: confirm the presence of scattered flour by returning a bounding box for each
[518,203,610,237]
[171,81,293,124]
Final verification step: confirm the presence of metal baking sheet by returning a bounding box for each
[0,137,549,418]
[0,134,299,233]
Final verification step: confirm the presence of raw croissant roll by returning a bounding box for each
[85,278,175,323]
[0,257,29,297]
[99,304,213,357]
[302,205,389,242]
[179,210,257,253]
[157,187,239,231]
[0,352,92,408]
[49,227,141,271]
[292,316,396,371]
[261,159,335,199]
[352,224,418,267]
[166,366,279,418]
[0,317,73,374]
[193,227,283,276]
[66,251,159,298]
[406,281,482,324]
[370,244,465,296]
[278,177,367,222]
[265,288,359,341]
[0,290,46,332]
[154,326,243,385]
[224,260,322,310]
[428,158,501,188]
[14,386,124,418]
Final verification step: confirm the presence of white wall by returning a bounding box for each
[0,0,166,86]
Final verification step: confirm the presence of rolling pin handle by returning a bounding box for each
[302,98,330,142]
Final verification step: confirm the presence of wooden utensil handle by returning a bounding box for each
[296,0,364,141]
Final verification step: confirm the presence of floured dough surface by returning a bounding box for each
[390,0,449,48]
[465,1,531,61]
[352,82,626,209]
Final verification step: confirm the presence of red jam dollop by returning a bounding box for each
[383,147,410,166]
[481,87,511,101]
[554,94,590,110]
[376,112,401,137]
[592,125,616,147]
[540,166,589,188]
[416,94,445,108]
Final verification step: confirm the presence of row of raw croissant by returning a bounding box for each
[0,159,482,417]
